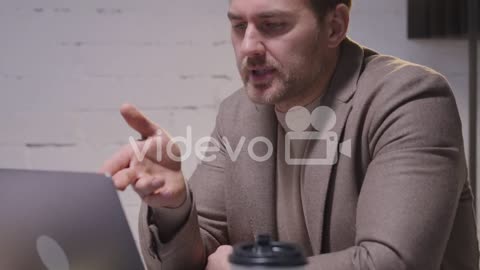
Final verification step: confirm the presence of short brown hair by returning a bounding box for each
[310,0,352,19]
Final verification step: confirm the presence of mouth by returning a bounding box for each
[248,68,276,84]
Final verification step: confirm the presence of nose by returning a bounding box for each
[240,25,266,58]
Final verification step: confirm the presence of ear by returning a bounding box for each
[325,4,350,48]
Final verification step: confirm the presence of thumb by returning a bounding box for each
[120,103,159,139]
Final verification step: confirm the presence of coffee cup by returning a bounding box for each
[229,234,307,270]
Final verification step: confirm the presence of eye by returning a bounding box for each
[232,22,247,31]
[262,22,286,32]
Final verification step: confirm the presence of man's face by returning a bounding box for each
[228,0,329,106]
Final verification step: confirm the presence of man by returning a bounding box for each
[101,0,479,269]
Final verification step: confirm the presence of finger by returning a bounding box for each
[120,103,160,139]
[112,167,138,190]
[206,247,232,270]
[131,137,163,165]
[143,181,175,207]
[217,245,233,254]
[133,175,165,198]
[100,144,134,176]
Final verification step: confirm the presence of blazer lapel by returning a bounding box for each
[302,38,365,254]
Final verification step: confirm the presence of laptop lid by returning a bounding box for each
[0,169,145,270]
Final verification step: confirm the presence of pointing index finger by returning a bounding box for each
[120,103,160,139]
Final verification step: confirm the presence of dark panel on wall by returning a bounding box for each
[408,0,478,38]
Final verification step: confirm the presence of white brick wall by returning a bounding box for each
[1,0,478,259]
[0,0,237,256]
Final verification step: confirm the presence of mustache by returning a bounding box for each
[240,56,281,73]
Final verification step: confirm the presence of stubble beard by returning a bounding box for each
[243,60,323,107]
[245,70,291,105]
[241,38,325,106]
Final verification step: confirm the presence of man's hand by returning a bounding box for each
[100,103,187,209]
[206,245,233,270]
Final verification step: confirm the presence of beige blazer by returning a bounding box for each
[138,39,479,270]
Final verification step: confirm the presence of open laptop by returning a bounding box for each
[0,169,145,270]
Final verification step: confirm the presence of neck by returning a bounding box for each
[275,48,340,113]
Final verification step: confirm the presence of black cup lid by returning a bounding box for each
[229,234,307,267]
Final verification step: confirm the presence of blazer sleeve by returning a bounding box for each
[138,104,231,270]
[306,71,477,269]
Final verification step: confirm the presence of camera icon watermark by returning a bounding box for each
[284,105,351,165]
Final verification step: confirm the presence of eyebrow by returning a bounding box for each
[227,11,241,20]
[227,10,292,20]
